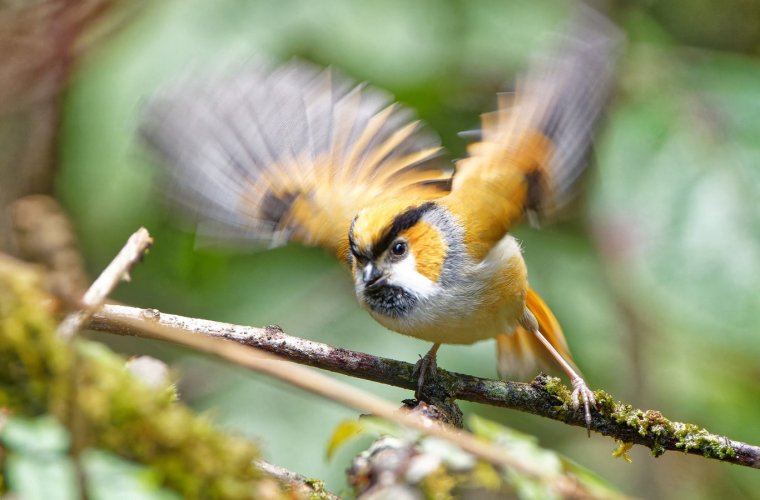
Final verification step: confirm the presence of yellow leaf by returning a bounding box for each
[325,420,365,460]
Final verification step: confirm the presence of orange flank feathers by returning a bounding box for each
[496,287,577,380]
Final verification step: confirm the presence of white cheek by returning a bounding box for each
[387,252,439,299]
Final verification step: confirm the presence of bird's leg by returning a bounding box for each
[413,343,440,400]
[529,327,596,434]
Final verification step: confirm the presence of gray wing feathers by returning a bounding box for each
[140,60,444,246]
[488,8,623,217]
[528,9,623,214]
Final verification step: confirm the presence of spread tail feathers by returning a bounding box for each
[496,288,578,380]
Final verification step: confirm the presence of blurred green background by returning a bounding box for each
[8,0,760,497]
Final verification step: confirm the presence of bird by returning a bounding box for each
[139,9,622,428]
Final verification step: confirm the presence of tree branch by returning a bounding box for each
[57,227,152,339]
[88,304,760,469]
[93,307,572,482]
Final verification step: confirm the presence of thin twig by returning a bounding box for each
[89,304,760,469]
[57,227,152,339]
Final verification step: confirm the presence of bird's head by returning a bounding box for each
[348,200,453,319]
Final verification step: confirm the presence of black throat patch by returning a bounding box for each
[362,285,418,318]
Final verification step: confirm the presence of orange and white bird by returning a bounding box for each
[140,10,621,427]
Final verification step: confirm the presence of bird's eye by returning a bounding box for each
[391,240,407,258]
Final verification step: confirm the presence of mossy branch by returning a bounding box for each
[89,304,760,469]
[0,255,271,498]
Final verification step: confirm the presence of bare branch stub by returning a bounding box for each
[255,460,340,500]
[57,227,153,339]
[88,304,760,469]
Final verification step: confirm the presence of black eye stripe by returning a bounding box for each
[372,202,435,259]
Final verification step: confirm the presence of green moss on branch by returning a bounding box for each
[0,256,278,499]
[532,375,740,464]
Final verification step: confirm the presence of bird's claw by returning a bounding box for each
[413,352,438,400]
[571,377,596,435]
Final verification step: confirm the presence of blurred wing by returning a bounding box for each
[140,60,452,260]
[448,8,623,259]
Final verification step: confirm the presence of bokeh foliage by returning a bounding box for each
[54,0,760,497]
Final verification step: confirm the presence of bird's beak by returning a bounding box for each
[362,263,386,290]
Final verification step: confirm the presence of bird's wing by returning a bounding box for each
[445,9,623,260]
[140,60,452,261]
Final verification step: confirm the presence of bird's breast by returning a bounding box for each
[366,234,529,345]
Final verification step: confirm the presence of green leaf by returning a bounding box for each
[81,449,181,500]
[1,416,79,500]
[0,415,70,455]
[5,454,80,500]
[558,456,628,500]
[468,415,626,500]
[469,414,561,475]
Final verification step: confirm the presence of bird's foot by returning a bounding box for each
[571,376,597,435]
[413,348,439,400]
